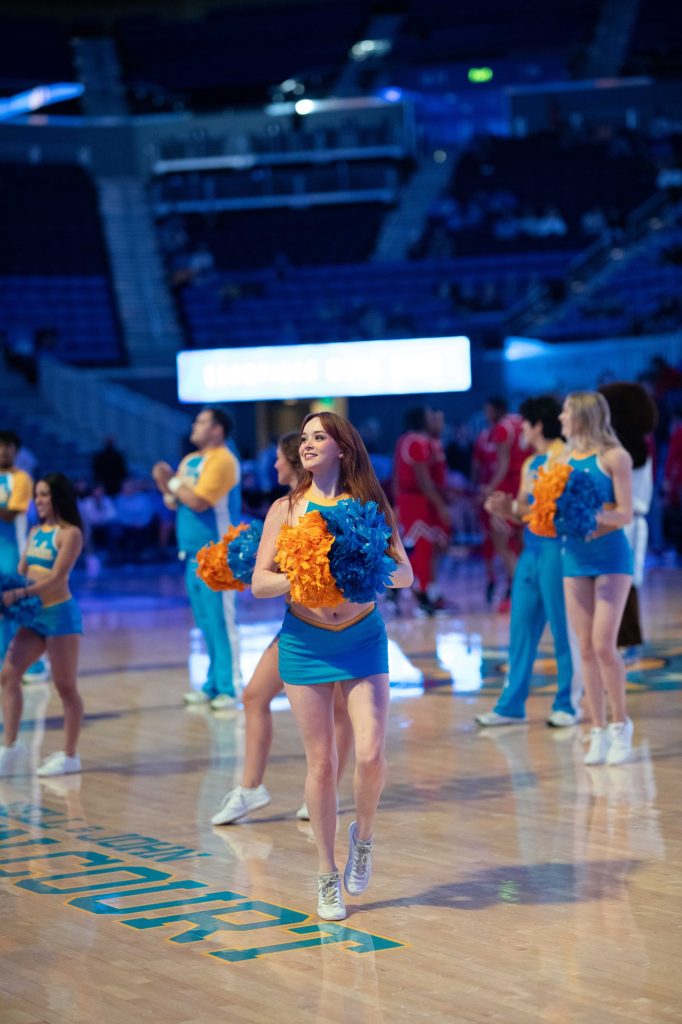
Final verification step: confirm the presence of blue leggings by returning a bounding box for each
[494,539,578,718]
[185,557,240,698]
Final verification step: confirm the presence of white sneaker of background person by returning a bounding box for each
[36,751,82,777]
[0,742,27,777]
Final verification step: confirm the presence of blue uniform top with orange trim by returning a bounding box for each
[25,524,60,571]
[176,446,240,556]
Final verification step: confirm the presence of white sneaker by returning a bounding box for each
[211,784,271,825]
[0,742,27,777]
[547,709,582,728]
[22,659,50,684]
[583,728,610,765]
[183,690,211,705]
[317,871,346,921]
[475,710,526,727]
[36,751,82,777]
[343,821,373,896]
[296,795,340,820]
[210,694,237,711]
[606,718,634,765]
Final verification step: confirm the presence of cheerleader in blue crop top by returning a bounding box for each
[0,473,84,779]
[252,412,413,923]
[210,432,354,828]
[558,392,634,767]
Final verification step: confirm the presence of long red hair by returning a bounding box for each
[289,411,400,559]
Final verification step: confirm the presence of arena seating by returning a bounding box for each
[539,222,682,341]
[0,164,123,366]
[414,133,657,258]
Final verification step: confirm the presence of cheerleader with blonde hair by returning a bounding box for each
[558,391,634,765]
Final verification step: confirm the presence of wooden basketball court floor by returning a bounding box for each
[1,559,681,1024]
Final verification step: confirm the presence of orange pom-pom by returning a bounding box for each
[524,463,573,538]
[196,522,250,591]
[275,510,344,608]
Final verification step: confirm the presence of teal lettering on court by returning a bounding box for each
[211,923,404,962]
[123,894,308,942]
[17,862,170,894]
[92,833,208,862]
[69,880,207,914]
[3,806,407,963]
[0,849,121,879]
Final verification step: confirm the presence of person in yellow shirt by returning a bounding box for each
[153,408,241,709]
[0,430,33,661]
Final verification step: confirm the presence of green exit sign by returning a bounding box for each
[468,67,493,83]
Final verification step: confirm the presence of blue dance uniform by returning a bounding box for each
[24,526,83,637]
[494,447,579,719]
[278,493,390,686]
[561,454,633,578]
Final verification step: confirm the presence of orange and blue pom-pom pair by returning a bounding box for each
[275,499,396,608]
[525,464,602,539]
[196,521,263,592]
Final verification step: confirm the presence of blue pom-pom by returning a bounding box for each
[0,573,42,627]
[555,470,603,539]
[227,520,263,585]
[320,499,396,603]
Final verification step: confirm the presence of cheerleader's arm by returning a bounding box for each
[251,497,292,599]
[388,531,414,589]
[595,447,633,531]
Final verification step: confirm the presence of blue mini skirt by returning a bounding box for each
[279,605,388,686]
[31,598,83,637]
[562,529,633,578]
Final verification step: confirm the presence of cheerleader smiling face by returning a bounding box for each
[300,417,342,475]
[34,480,55,523]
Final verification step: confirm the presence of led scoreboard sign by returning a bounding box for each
[177,336,471,402]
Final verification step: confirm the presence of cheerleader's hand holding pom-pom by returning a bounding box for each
[227,520,263,585]
[275,510,344,608]
[0,573,42,627]
[524,463,572,538]
[321,499,396,603]
[196,523,251,592]
[554,469,603,540]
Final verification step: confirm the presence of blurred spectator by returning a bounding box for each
[534,206,568,237]
[581,205,608,238]
[92,437,128,497]
[255,437,278,495]
[111,478,158,564]
[15,443,38,478]
[473,398,526,610]
[80,484,117,554]
[393,407,451,616]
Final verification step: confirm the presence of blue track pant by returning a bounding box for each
[185,556,240,698]
[494,538,580,718]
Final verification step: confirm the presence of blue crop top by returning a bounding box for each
[25,525,60,571]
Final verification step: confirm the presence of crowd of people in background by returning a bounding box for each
[4,353,682,589]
